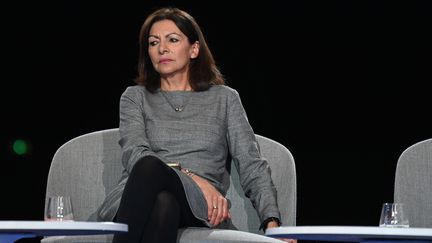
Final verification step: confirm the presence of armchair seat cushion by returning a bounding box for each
[177,228,285,242]
[42,228,285,243]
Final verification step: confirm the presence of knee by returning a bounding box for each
[130,156,166,178]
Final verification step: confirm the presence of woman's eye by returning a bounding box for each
[149,41,158,46]
[169,38,179,43]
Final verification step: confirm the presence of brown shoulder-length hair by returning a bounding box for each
[135,7,224,93]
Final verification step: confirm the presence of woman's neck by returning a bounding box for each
[160,78,192,91]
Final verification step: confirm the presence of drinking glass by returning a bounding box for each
[379,203,409,227]
[45,196,74,221]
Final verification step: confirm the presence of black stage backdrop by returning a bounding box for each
[1,0,431,237]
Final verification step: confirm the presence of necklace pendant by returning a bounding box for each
[160,91,188,112]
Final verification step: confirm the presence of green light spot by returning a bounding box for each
[13,139,28,155]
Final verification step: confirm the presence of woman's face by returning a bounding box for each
[148,19,199,79]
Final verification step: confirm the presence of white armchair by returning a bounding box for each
[42,128,296,242]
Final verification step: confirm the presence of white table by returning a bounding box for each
[266,226,432,243]
[0,221,128,243]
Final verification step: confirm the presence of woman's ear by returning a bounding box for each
[190,41,200,59]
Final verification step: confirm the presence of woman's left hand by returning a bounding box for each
[266,223,297,243]
[186,172,231,226]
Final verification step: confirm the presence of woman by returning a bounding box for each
[97,7,288,243]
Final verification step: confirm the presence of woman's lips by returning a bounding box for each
[159,58,173,64]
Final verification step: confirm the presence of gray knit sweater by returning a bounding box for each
[97,84,281,228]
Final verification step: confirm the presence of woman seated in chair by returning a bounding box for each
[97,7,292,243]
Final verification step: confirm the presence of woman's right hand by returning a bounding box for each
[188,173,231,226]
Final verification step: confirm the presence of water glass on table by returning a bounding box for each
[45,196,74,221]
[379,203,409,228]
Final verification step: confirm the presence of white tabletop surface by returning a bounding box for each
[0,220,127,236]
[266,226,432,242]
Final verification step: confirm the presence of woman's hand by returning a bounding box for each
[266,223,297,243]
[189,173,231,226]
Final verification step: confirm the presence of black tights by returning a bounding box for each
[113,156,204,243]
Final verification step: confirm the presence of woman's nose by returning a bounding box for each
[158,42,169,54]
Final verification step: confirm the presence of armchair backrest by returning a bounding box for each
[45,128,296,233]
[394,138,432,228]
[45,128,122,221]
[227,135,296,234]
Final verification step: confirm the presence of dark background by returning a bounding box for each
[1,0,431,240]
